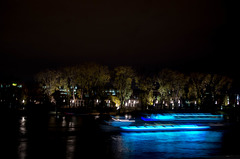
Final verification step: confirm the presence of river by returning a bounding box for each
[2,114,240,159]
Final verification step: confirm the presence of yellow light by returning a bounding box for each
[12,83,17,86]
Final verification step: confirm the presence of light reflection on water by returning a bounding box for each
[66,136,76,159]
[112,131,223,159]
[19,116,27,135]
[12,115,237,159]
[18,139,27,159]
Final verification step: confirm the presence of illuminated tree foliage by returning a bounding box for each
[35,64,233,111]
[79,63,110,97]
[76,63,110,107]
[62,66,80,106]
[169,71,189,108]
[138,76,155,110]
[112,66,136,109]
[155,69,173,109]
[61,63,110,107]
[188,73,232,110]
[110,95,121,108]
[154,69,232,110]
[35,63,110,107]
[35,69,65,104]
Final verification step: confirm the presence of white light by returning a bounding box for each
[22,100,25,104]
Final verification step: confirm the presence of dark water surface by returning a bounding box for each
[3,114,240,159]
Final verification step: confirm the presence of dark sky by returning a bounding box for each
[1,0,239,81]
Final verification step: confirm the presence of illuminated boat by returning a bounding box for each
[105,116,135,127]
[141,113,223,122]
[120,124,210,132]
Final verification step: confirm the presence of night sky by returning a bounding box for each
[1,0,239,81]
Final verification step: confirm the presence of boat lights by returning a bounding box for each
[141,113,223,121]
[121,125,210,131]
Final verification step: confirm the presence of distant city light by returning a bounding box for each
[12,83,17,86]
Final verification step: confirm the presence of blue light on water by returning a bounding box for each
[141,115,175,121]
[118,131,223,159]
[141,116,174,121]
[121,125,210,131]
[141,113,223,121]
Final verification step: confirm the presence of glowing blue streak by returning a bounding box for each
[141,117,174,121]
[141,114,223,121]
[121,125,210,131]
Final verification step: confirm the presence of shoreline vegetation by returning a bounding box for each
[1,63,239,122]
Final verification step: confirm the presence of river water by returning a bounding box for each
[2,114,240,159]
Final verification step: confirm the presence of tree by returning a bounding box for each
[75,63,110,107]
[170,71,189,109]
[138,76,155,110]
[203,74,232,110]
[35,69,64,104]
[188,73,232,111]
[112,66,136,109]
[188,73,210,108]
[62,66,80,107]
[155,69,173,109]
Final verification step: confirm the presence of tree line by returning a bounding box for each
[35,63,233,111]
